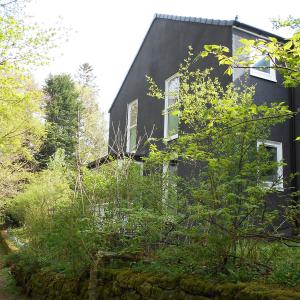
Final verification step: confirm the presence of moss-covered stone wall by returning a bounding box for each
[9,264,300,300]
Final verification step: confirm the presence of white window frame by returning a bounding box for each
[126,99,138,153]
[164,73,180,141]
[250,49,276,82]
[257,140,283,191]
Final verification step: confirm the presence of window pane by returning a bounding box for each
[130,102,138,127]
[168,111,179,137]
[253,56,270,74]
[260,145,278,182]
[167,77,179,108]
[129,126,137,152]
[168,95,177,107]
[168,77,179,92]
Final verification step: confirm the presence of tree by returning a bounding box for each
[199,17,300,88]
[0,68,44,200]
[0,13,58,69]
[75,63,107,165]
[37,74,81,166]
[0,2,59,201]
[147,51,294,272]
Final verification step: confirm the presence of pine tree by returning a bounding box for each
[37,74,81,166]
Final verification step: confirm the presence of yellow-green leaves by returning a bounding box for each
[0,66,45,157]
[0,15,60,69]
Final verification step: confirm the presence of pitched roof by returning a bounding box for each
[154,13,284,41]
[154,13,234,26]
[108,14,285,113]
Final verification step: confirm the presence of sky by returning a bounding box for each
[25,0,299,116]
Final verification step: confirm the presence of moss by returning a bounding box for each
[9,262,300,300]
[136,282,153,297]
[216,282,245,299]
[180,277,220,297]
[115,269,149,289]
[236,284,300,300]
[110,281,122,297]
[156,274,180,290]
[96,285,116,300]
[124,290,142,300]
[147,286,163,299]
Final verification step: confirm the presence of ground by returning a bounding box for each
[0,244,27,300]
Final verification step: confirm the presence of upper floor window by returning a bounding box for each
[164,74,179,140]
[126,99,138,153]
[257,140,283,190]
[250,50,276,82]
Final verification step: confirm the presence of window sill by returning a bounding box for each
[126,150,136,154]
[263,181,284,192]
[250,69,277,83]
[165,134,178,142]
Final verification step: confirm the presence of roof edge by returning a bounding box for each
[233,20,285,41]
[108,14,286,113]
[108,16,157,113]
[154,13,234,26]
[108,14,235,113]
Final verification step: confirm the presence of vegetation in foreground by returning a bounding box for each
[0,1,300,297]
[4,53,300,297]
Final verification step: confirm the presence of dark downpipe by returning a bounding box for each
[289,87,297,192]
[289,87,299,230]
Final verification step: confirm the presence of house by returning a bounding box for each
[105,14,300,194]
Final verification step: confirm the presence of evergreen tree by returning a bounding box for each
[37,74,81,166]
[75,63,107,164]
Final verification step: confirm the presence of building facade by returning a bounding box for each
[107,14,300,194]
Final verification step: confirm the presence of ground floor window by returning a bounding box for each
[257,140,283,190]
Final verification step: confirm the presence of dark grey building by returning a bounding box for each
[106,14,299,193]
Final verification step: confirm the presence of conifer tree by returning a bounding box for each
[37,74,81,166]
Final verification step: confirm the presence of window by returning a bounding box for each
[164,74,180,140]
[126,99,138,153]
[257,140,283,190]
[163,162,178,178]
[135,161,144,176]
[250,49,276,82]
[162,161,178,203]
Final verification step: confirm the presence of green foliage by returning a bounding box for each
[7,149,72,225]
[0,3,61,208]
[78,160,176,254]
[147,50,294,277]
[4,38,299,291]
[272,16,300,30]
[5,156,180,276]
[37,74,81,166]
[0,66,45,201]
[0,14,58,69]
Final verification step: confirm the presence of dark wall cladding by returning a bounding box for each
[232,27,294,180]
[108,17,299,197]
[108,18,232,155]
[294,87,300,190]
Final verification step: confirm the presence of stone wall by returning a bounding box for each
[10,265,300,300]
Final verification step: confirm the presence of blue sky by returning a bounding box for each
[26,0,299,115]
